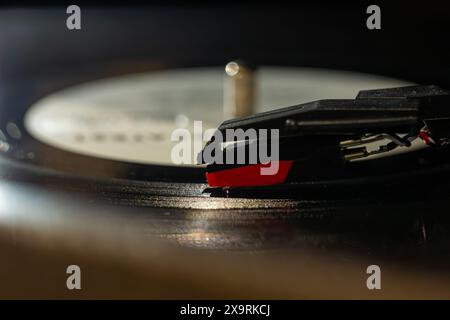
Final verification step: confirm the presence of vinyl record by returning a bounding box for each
[1,5,450,299]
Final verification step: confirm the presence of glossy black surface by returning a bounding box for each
[0,5,450,272]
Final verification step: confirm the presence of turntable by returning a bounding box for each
[1,4,450,299]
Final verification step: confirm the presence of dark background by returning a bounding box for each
[1,1,450,86]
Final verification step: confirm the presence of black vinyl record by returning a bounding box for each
[1,4,450,259]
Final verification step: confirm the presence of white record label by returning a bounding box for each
[25,67,412,165]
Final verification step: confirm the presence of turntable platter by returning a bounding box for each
[1,5,450,300]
